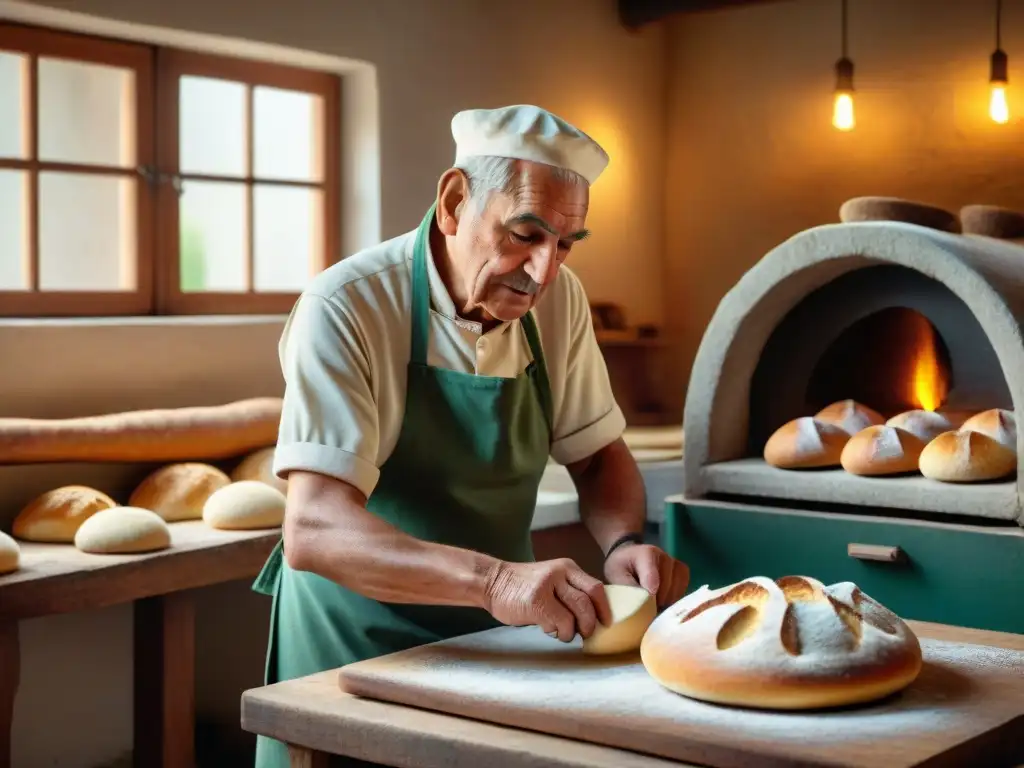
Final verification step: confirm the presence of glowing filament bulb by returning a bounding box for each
[990,83,1009,124]
[833,91,855,131]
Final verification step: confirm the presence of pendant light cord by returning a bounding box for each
[996,0,1002,50]
[841,0,849,59]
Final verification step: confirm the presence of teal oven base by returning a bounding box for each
[661,496,1024,634]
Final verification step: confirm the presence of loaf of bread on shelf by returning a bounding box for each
[12,485,117,543]
[840,425,926,476]
[231,446,287,494]
[764,417,849,469]
[885,410,958,443]
[918,429,1016,482]
[74,507,171,554]
[960,408,1016,450]
[0,530,20,574]
[640,575,923,710]
[129,463,231,522]
[0,397,282,464]
[815,399,885,435]
[838,196,961,234]
[203,481,286,530]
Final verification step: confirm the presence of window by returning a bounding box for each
[0,22,340,318]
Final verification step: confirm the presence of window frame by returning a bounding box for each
[0,22,342,319]
[0,22,155,318]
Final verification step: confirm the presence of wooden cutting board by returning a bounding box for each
[338,625,1024,768]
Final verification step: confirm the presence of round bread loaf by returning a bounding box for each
[202,480,286,530]
[840,425,926,476]
[838,196,961,233]
[0,530,20,574]
[74,507,171,554]
[919,429,1016,482]
[231,446,287,495]
[640,575,923,710]
[885,410,956,443]
[581,584,657,656]
[130,462,230,522]
[764,417,850,469]
[960,408,1016,450]
[12,485,117,543]
[815,399,884,435]
[959,204,1024,239]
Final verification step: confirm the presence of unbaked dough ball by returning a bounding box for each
[12,485,117,543]
[129,462,230,522]
[202,480,286,530]
[74,507,171,554]
[231,446,287,495]
[581,584,657,655]
[0,530,20,574]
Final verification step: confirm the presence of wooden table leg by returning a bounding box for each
[287,744,331,767]
[0,622,18,768]
[133,592,195,768]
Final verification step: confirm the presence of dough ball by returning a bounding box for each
[13,485,117,543]
[74,507,171,554]
[130,462,230,522]
[581,584,657,656]
[0,530,20,574]
[231,446,287,495]
[203,480,286,530]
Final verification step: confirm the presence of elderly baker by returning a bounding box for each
[252,104,690,766]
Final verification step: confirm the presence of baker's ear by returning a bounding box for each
[436,168,469,236]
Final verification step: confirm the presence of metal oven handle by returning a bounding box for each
[847,543,905,563]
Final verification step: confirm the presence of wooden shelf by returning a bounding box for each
[0,520,279,622]
[594,330,675,348]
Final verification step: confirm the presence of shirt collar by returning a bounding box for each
[423,232,514,336]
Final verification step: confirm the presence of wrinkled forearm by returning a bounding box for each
[282,471,500,607]
[567,438,646,554]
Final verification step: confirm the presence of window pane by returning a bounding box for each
[253,185,320,292]
[38,58,134,167]
[253,86,321,182]
[0,170,27,289]
[179,180,247,292]
[0,52,26,159]
[38,172,135,291]
[180,76,246,177]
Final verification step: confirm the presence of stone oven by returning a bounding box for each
[663,202,1024,636]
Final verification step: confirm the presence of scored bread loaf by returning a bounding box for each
[960,408,1017,450]
[12,485,117,543]
[885,410,957,443]
[0,397,282,464]
[640,575,923,710]
[231,446,287,495]
[203,481,286,530]
[764,417,850,469]
[74,507,171,554]
[129,463,231,522]
[918,430,1016,482]
[815,399,885,435]
[840,425,926,476]
[0,530,20,574]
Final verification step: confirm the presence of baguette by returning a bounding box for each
[0,397,282,464]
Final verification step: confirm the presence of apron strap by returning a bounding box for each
[410,204,436,366]
[410,203,553,430]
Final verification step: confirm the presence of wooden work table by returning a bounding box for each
[240,620,1024,768]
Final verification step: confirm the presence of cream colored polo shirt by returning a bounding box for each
[273,226,626,499]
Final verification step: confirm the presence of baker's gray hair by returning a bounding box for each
[455,155,586,208]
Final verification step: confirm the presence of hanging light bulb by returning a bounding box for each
[832,0,855,131]
[989,0,1009,124]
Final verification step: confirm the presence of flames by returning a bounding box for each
[908,313,948,412]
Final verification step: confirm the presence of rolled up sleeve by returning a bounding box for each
[549,272,627,465]
[273,292,381,498]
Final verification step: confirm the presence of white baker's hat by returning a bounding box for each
[451,104,609,185]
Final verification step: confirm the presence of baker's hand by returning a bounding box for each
[483,558,613,643]
[604,543,690,609]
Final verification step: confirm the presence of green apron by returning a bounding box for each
[252,204,554,767]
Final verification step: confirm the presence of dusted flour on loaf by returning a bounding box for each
[764,417,849,469]
[815,399,885,435]
[640,575,923,710]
